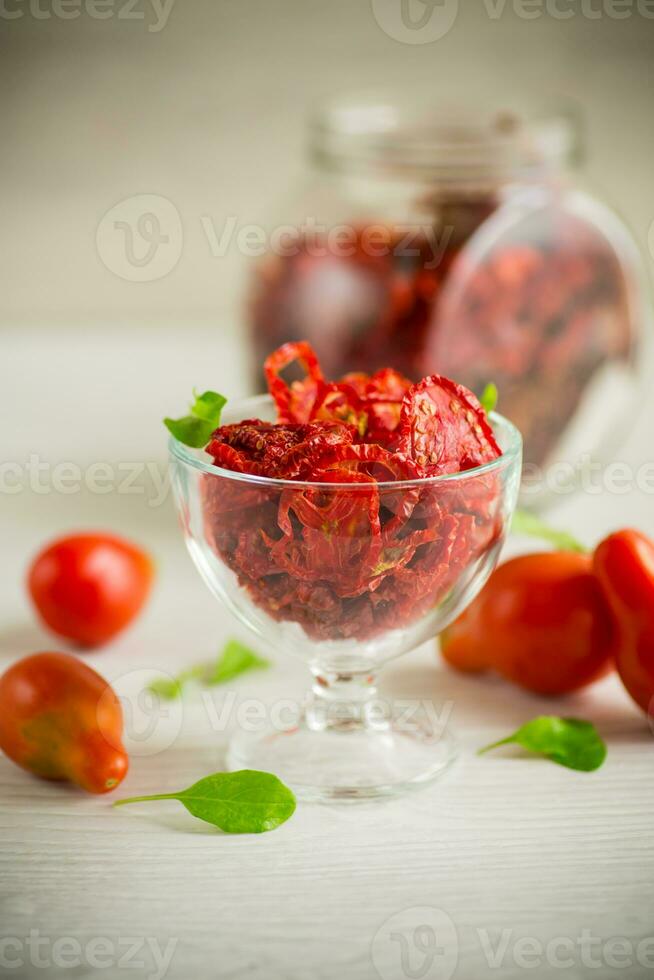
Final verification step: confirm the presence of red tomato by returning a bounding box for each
[28,533,154,647]
[593,529,654,716]
[440,552,614,695]
[0,652,128,793]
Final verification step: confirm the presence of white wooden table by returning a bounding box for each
[2,327,654,980]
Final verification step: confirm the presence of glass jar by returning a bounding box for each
[247,94,647,482]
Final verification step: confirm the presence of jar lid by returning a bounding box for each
[309,92,580,183]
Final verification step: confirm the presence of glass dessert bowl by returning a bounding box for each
[169,393,522,802]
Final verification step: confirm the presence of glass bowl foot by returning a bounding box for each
[226,707,457,802]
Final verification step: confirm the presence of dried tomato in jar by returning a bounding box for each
[248,96,645,477]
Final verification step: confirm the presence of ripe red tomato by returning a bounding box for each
[593,529,654,716]
[28,533,154,647]
[0,652,128,793]
[441,552,614,695]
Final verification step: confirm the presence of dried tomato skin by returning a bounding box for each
[310,381,367,434]
[330,369,411,445]
[207,418,357,480]
[397,374,501,475]
[263,344,411,446]
[275,425,357,479]
[269,469,383,599]
[308,442,421,479]
[342,367,411,403]
[206,441,264,476]
[264,340,324,423]
[364,402,403,446]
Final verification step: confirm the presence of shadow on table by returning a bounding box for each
[383,657,651,741]
[0,621,55,660]
[112,739,234,834]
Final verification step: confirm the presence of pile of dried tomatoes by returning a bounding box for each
[202,342,504,641]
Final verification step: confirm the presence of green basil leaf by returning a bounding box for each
[147,677,184,700]
[191,390,227,423]
[114,770,296,834]
[164,389,226,447]
[148,640,270,700]
[164,415,216,449]
[148,663,206,700]
[480,382,498,415]
[479,716,606,771]
[207,639,269,686]
[511,509,587,554]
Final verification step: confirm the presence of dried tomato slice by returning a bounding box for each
[200,477,276,551]
[206,439,265,475]
[310,381,367,435]
[364,401,403,445]
[341,368,411,403]
[264,341,324,423]
[365,368,412,402]
[309,443,423,536]
[339,369,410,445]
[207,418,355,478]
[268,469,382,597]
[340,372,370,397]
[360,525,439,595]
[397,375,501,475]
[274,422,356,479]
[367,513,463,629]
[201,444,277,518]
[208,418,273,453]
[309,442,421,483]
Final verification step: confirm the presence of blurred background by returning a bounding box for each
[2,0,654,525]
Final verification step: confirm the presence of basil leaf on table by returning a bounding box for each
[148,669,202,701]
[511,509,587,554]
[479,716,607,771]
[164,389,226,448]
[479,382,498,416]
[206,639,269,685]
[148,639,270,700]
[114,770,296,834]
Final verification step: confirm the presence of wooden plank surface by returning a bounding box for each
[1,498,653,980]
